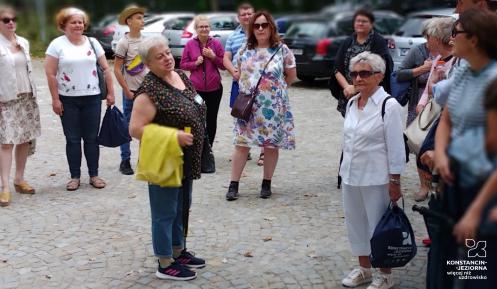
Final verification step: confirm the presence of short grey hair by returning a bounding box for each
[138,36,169,62]
[194,14,209,29]
[425,17,455,46]
[349,51,386,74]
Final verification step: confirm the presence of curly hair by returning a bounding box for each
[246,10,280,50]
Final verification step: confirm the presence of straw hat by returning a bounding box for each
[118,5,146,25]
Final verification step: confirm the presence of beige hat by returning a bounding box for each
[118,5,146,25]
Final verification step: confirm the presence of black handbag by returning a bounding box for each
[89,37,108,100]
[231,45,282,121]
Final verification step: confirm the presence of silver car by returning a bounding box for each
[111,12,194,53]
[390,8,456,69]
[162,12,238,63]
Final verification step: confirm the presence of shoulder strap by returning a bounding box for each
[381,96,395,120]
[88,37,98,64]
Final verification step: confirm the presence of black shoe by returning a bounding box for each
[119,160,134,175]
[155,260,197,281]
[260,179,272,199]
[247,152,252,160]
[174,249,206,269]
[226,181,239,201]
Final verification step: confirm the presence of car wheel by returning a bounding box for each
[297,75,315,83]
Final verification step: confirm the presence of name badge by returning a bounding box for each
[194,94,204,105]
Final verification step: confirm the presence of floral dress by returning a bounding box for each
[234,44,296,149]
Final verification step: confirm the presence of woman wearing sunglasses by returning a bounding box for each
[0,5,41,206]
[340,51,405,289]
[226,10,296,201]
[432,8,497,289]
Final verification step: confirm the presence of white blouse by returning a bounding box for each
[13,50,31,94]
[340,86,406,186]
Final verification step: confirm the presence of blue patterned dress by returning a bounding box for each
[233,44,296,149]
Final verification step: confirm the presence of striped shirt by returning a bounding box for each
[446,61,497,138]
[225,26,246,67]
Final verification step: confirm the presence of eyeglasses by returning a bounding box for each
[1,17,16,24]
[349,70,380,79]
[451,28,467,38]
[197,25,210,30]
[253,22,269,30]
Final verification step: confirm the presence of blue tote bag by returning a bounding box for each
[98,106,131,147]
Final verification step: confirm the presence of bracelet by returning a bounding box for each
[389,178,401,185]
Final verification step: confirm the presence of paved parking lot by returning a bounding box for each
[0,60,428,289]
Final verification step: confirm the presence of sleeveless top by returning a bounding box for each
[135,70,206,179]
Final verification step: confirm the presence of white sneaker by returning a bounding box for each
[367,273,394,289]
[342,267,373,287]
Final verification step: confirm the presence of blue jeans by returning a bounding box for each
[119,94,134,161]
[148,179,193,258]
[60,94,101,178]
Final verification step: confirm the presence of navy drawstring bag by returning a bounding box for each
[98,106,131,147]
[370,200,417,268]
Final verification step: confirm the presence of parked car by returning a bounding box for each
[390,8,455,69]
[284,10,403,82]
[162,12,238,64]
[111,12,194,53]
[274,13,312,37]
[88,14,118,57]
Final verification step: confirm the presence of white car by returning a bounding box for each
[390,8,455,69]
[111,12,194,53]
[162,12,238,63]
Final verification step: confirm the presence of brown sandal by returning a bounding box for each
[257,153,264,166]
[14,181,35,194]
[89,176,106,189]
[66,179,80,191]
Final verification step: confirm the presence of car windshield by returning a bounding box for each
[285,22,327,38]
[209,16,237,30]
[163,17,192,30]
[395,17,428,37]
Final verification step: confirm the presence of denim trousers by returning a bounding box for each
[148,179,193,258]
[119,94,134,161]
[59,94,101,178]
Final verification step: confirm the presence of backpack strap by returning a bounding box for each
[381,96,395,120]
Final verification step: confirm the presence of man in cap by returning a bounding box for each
[114,5,148,175]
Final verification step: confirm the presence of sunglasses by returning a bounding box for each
[451,28,467,38]
[253,22,269,30]
[1,17,16,24]
[349,70,380,79]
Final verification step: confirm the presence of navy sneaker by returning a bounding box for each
[174,250,206,269]
[156,260,197,281]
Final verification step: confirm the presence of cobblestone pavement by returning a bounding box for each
[0,60,428,289]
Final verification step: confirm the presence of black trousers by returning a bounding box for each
[198,85,223,147]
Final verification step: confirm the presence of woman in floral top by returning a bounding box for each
[226,11,297,201]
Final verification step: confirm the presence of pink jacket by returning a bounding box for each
[180,37,225,92]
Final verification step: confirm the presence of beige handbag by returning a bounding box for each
[404,98,441,154]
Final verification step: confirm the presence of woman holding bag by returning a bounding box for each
[340,51,406,289]
[44,7,115,191]
[225,11,296,201]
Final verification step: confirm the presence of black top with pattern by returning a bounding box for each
[135,70,206,179]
